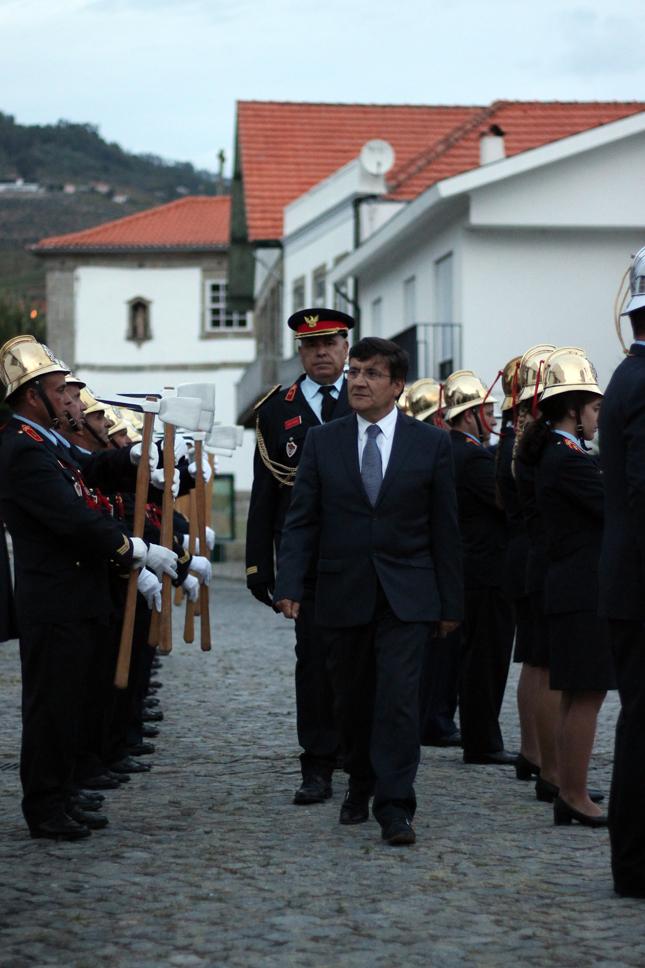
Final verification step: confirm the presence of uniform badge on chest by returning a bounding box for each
[286,438,298,459]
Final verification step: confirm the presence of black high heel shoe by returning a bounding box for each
[536,776,605,804]
[515,753,540,781]
[553,796,608,827]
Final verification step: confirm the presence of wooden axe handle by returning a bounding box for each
[158,422,175,655]
[114,406,155,689]
[183,488,198,643]
[195,438,211,652]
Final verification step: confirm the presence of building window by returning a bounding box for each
[371,297,382,333]
[403,275,416,326]
[127,297,152,345]
[333,254,350,312]
[312,264,326,305]
[292,276,305,314]
[205,280,248,330]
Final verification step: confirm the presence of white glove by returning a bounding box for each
[130,440,158,473]
[146,543,178,580]
[150,467,180,498]
[182,574,199,603]
[190,554,212,585]
[130,536,147,568]
[182,533,192,552]
[174,437,189,463]
[188,456,212,483]
[137,567,162,612]
[205,526,215,551]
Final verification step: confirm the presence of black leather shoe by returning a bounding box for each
[69,795,102,812]
[515,753,540,780]
[339,789,371,825]
[142,709,164,723]
[427,731,462,748]
[148,680,163,690]
[536,776,604,804]
[109,756,151,774]
[81,773,121,791]
[381,817,416,846]
[29,812,91,841]
[142,725,159,738]
[293,775,332,805]
[126,742,155,757]
[144,697,160,708]
[553,796,608,827]
[463,750,517,765]
[614,880,645,899]
[68,806,109,830]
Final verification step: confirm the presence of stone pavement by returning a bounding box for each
[0,579,643,968]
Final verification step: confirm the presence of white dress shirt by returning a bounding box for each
[356,405,399,475]
[301,373,345,423]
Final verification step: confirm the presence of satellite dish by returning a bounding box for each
[359,139,395,176]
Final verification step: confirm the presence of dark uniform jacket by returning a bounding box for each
[449,430,507,590]
[515,454,548,599]
[496,427,529,602]
[246,375,350,589]
[599,343,645,620]
[0,419,135,627]
[275,411,463,627]
[535,432,604,615]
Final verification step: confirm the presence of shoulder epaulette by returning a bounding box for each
[19,424,44,443]
[253,385,282,412]
[284,382,298,403]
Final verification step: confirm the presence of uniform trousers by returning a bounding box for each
[419,625,460,743]
[608,620,645,895]
[294,583,338,778]
[323,586,429,824]
[459,586,515,756]
[19,618,99,826]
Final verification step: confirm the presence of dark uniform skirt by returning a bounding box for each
[512,596,533,664]
[526,592,550,669]
[547,611,616,692]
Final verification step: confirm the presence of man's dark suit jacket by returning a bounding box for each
[246,375,350,590]
[599,342,645,620]
[274,410,463,628]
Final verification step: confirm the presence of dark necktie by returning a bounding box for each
[318,385,337,423]
[361,424,383,505]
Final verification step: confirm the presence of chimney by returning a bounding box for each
[479,124,506,166]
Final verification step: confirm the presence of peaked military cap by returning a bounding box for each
[288,307,354,340]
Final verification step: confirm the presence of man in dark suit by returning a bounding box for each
[599,246,645,898]
[443,370,515,766]
[246,308,354,805]
[274,337,463,846]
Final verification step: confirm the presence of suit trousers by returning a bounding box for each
[19,619,97,826]
[294,586,338,777]
[459,586,514,756]
[608,620,645,894]
[419,625,460,743]
[323,589,429,823]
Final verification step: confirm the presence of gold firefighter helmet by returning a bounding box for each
[540,347,603,403]
[517,344,556,404]
[397,385,411,414]
[501,356,522,413]
[103,405,129,437]
[0,334,69,400]
[79,386,106,416]
[443,370,497,422]
[65,373,86,389]
[119,407,143,443]
[407,378,442,422]
[621,245,645,317]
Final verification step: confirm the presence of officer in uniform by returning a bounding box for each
[0,335,178,839]
[599,246,645,897]
[444,370,516,765]
[246,308,353,804]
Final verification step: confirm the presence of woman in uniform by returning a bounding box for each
[518,347,614,827]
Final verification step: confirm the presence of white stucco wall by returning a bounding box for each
[72,265,256,489]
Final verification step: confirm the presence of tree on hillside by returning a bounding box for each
[0,294,45,346]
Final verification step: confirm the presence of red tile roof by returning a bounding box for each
[237,100,645,241]
[389,100,645,198]
[236,101,483,241]
[33,196,230,252]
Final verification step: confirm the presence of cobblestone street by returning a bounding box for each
[0,577,643,968]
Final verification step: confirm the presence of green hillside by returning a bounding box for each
[0,112,227,315]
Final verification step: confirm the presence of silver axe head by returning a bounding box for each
[139,395,204,431]
[206,424,244,450]
[176,383,216,433]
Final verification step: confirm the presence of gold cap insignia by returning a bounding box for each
[304,314,319,328]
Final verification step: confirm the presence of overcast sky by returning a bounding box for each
[2,0,644,174]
